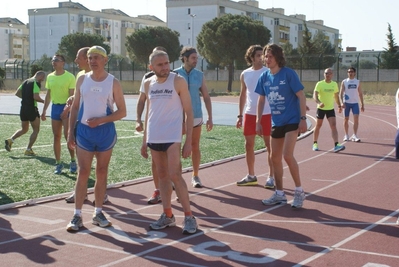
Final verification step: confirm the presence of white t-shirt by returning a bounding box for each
[242,66,271,115]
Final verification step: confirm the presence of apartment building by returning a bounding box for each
[28,1,166,61]
[166,0,342,51]
[0,18,29,61]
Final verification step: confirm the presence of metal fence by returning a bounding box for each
[1,53,398,83]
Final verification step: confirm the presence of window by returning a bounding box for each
[71,16,74,22]
[298,24,303,31]
[188,8,191,15]
[220,6,225,14]
[49,16,53,22]
[274,18,279,26]
[188,23,191,30]
[49,29,52,35]
[115,22,118,27]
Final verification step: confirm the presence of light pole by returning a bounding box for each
[189,14,196,47]
[8,23,13,58]
[33,9,38,60]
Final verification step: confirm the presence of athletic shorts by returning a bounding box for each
[344,103,359,117]
[271,123,299,139]
[316,108,336,120]
[51,103,66,121]
[243,114,271,136]
[20,106,40,122]
[76,122,117,152]
[147,142,174,152]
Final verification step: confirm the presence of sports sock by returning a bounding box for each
[164,208,173,218]
[276,190,284,196]
[74,209,82,217]
[94,207,102,214]
[184,211,192,217]
[295,186,303,192]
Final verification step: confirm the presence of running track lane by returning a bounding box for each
[0,99,398,266]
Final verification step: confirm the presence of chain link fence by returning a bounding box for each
[1,53,398,83]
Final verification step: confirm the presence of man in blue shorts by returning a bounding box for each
[5,71,45,155]
[312,68,345,152]
[340,67,364,142]
[255,44,307,209]
[65,46,126,232]
[41,54,77,174]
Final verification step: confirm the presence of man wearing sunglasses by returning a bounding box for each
[41,54,76,174]
[340,67,364,142]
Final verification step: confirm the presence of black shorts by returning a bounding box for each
[147,142,174,152]
[316,108,336,120]
[271,123,299,139]
[20,106,40,122]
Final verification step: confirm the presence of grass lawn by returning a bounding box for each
[0,115,266,205]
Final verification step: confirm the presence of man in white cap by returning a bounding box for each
[66,46,126,231]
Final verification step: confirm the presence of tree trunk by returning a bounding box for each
[227,63,234,92]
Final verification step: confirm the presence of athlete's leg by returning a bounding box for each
[191,126,202,176]
[283,130,302,187]
[327,116,338,143]
[74,147,94,209]
[262,134,273,177]
[271,137,284,190]
[244,135,256,176]
[52,119,63,161]
[93,149,113,208]
[27,117,41,149]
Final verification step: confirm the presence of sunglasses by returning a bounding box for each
[347,71,354,73]
[324,72,332,75]
[52,58,64,62]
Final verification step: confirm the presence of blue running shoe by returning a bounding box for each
[70,161,77,174]
[54,163,63,175]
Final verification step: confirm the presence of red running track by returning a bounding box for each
[0,98,398,266]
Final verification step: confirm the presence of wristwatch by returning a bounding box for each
[300,116,307,120]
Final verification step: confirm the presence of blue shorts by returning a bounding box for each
[51,103,66,121]
[344,103,359,117]
[76,122,117,152]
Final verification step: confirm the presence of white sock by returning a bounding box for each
[276,190,284,196]
[295,186,303,192]
[248,174,255,178]
[74,209,82,217]
[94,207,102,214]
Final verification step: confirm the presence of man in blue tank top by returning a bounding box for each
[174,47,213,188]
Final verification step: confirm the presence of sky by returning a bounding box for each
[1,0,398,51]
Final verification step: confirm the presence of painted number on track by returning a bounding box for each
[187,241,287,264]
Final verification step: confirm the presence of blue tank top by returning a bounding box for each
[174,66,203,119]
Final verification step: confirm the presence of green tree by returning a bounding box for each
[197,14,271,92]
[57,32,111,63]
[125,26,180,67]
[380,23,399,69]
[298,23,336,69]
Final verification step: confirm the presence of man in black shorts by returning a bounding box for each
[5,71,46,155]
[312,68,345,152]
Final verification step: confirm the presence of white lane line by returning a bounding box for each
[293,210,399,267]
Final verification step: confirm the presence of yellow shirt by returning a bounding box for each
[45,71,75,104]
[314,80,338,110]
